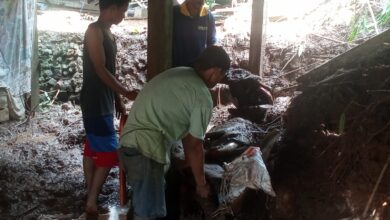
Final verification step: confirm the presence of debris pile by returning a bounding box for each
[276,31,390,219]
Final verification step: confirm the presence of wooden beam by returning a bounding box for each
[147,0,172,81]
[31,0,40,113]
[248,0,265,77]
[298,28,390,86]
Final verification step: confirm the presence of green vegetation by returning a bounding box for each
[377,0,390,25]
[349,0,390,41]
[205,0,216,8]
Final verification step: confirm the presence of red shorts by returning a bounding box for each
[83,138,119,167]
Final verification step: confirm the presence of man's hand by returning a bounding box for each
[242,146,260,157]
[115,95,126,119]
[182,133,209,198]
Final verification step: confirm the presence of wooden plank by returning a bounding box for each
[31,0,40,113]
[298,29,390,86]
[248,0,265,77]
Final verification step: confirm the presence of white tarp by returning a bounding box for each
[0,0,36,121]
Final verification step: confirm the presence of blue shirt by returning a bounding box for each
[172,4,217,67]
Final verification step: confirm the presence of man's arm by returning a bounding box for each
[182,133,209,198]
[114,93,126,119]
[85,24,136,100]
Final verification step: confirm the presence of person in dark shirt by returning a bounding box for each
[172,0,217,67]
[80,0,137,215]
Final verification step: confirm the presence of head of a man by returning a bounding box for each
[99,0,129,24]
[191,46,231,88]
[185,0,205,16]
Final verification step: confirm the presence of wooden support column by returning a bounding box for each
[31,0,40,113]
[248,0,265,77]
[147,0,173,81]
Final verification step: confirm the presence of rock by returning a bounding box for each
[68,94,80,104]
[41,49,52,55]
[61,103,71,111]
[48,78,57,87]
[53,68,62,78]
[66,56,76,62]
[41,60,51,69]
[76,48,82,57]
[68,67,76,75]
[53,50,62,57]
[43,69,53,77]
[122,64,132,72]
[66,48,75,56]
[68,61,77,68]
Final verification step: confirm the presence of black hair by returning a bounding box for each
[99,0,130,10]
[191,46,231,73]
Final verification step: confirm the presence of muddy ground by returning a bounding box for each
[1,1,389,219]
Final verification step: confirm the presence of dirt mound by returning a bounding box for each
[277,59,390,219]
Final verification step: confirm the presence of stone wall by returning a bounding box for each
[38,29,147,104]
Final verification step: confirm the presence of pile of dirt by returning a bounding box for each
[0,105,85,219]
[274,52,390,219]
[0,103,127,219]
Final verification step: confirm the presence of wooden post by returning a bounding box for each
[248,0,265,77]
[31,0,40,113]
[147,0,172,81]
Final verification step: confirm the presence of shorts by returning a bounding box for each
[83,115,119,167]
[118,147,166,219]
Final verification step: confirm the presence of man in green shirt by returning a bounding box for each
[118,46,230,220]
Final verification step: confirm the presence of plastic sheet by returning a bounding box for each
[0,0,36,121]
[219,149,276,206]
